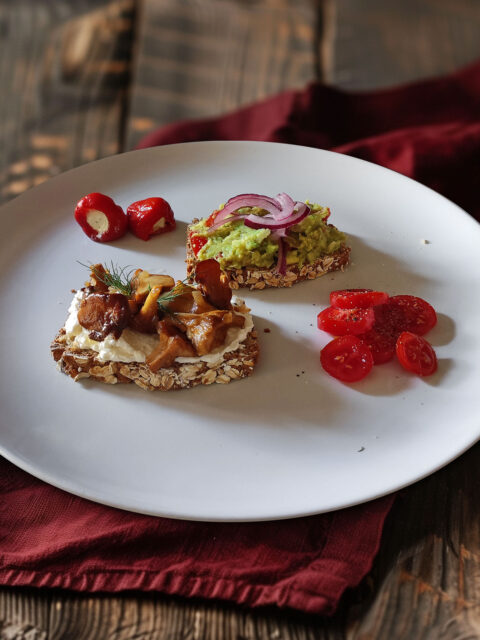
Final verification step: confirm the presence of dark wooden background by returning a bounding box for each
[1,0,480,637]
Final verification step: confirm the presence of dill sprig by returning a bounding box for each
[78,261,134,297]
[157,280,190,315]
[78,262,191,315]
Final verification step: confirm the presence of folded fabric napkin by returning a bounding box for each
[138,60,480,221]
[1,61,479,616]
[0,458,392,615]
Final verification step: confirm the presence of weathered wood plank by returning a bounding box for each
[126,0,321,149]
[0,0,136,205]
[45,592,341,640]
[0,589,49,640]
[323,0,480,89]
[344,444,480,639]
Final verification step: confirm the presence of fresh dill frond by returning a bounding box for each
[78,261,134,296]
[78,262,191,315]
[157,280,190,315]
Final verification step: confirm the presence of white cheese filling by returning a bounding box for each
[153,218,166,231]
[86,210,109,234]
[64,290,253,365]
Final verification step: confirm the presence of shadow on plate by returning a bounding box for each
[106,220,189,263]
[428,313,455,346]
[90,316,415,433]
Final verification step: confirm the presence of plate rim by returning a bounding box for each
[1,140,479,522]
[2,140,477,226]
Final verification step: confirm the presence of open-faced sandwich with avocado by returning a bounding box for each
[186,193,350,290]
[51,260,258,391]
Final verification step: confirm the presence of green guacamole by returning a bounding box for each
[190,203,346,270]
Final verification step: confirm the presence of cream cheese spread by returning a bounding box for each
[64,290,253,365]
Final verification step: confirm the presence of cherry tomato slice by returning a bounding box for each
[317,306,375,336]
[320,336,374,383]
[330,289,389,309]
[190,234,208,256]
[389,295,437,336]
[357,328,396,364]
[205,209,221,227]
[396,331,438,376]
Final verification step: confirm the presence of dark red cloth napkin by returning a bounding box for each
[138,60,480,221]
[1,458,392,615]
[2,61,479,616]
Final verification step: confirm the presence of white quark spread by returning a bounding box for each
[64,290,253,365]
[64,291,158,362]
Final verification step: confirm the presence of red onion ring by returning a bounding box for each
[244,203,310,230]
[208,193,281,230]
[273,192,295,219]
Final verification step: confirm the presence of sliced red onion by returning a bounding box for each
[270,229,290,274]
[244,203,310,230]
[209,193,281,229]
[206,192,304,233]
[275,237,288,275]
[273,192,295,220]
[270,228,287,240]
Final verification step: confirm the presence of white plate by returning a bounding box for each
[1,141,479,522]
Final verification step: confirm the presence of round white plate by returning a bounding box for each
[1,141,479,521]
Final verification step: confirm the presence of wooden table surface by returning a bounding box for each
[1,1,479,638]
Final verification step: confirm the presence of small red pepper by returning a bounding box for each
[74,192,128,242]
[190,234,208,256]
[127,197,176,241]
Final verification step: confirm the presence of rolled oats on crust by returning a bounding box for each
[51,328,259,392]
[186,223,350,290]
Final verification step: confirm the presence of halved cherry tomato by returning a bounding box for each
[320,335,374,382]
[317,306,375,336]
[396,331,438,376]
[330,289,389,309]
[389,295,437,336]
[190,234,208,256]
[357,328,396,364]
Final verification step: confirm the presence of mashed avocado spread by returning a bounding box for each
[190,203,346,270]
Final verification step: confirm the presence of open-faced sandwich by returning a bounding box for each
[187,192,350,289]
[51,260,259,391]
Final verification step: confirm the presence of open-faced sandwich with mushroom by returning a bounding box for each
[51,260,259,391]
[186,192,350,290]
